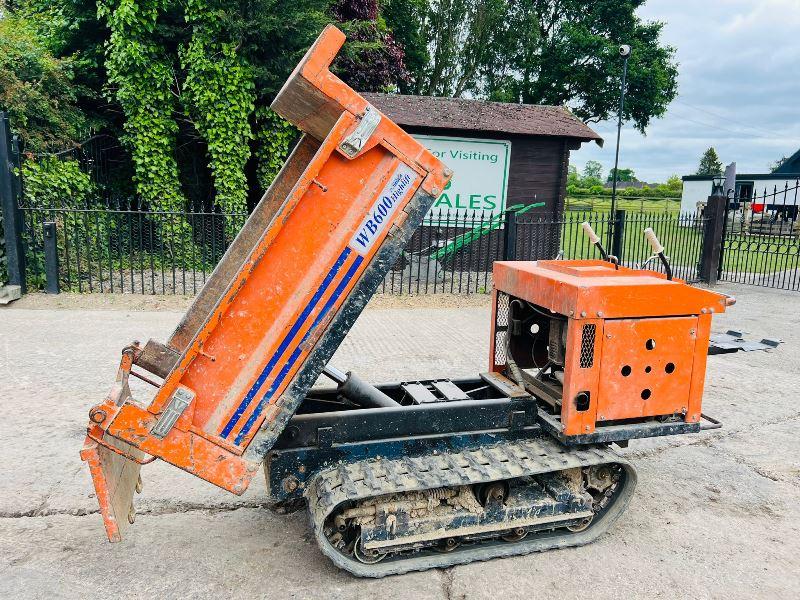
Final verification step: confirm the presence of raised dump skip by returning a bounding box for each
[81,24,451,542]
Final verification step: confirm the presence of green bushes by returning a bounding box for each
[0,15,87,150]
[21,156,96,208]
[566,184,681,199]
[20,156,103,289]
[0,12,88,287]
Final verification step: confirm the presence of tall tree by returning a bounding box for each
[331,0,409,92]
[0,13,87,150]
[696,147,722,176]
[567,164,579,186]
[384,0,508,97]
[664,175,682,192]
[385,0,678,132]
[769,155,789,173]
[607,167,636,183]
[382,0,429,94]
[582,160,603,182]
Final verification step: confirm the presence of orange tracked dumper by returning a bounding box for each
[82,25,750,576]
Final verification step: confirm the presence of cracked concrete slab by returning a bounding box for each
[0,282,798,599]
[0,509,443,600]
[709,418,800,484]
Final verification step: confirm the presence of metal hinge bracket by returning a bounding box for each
[339,106,381,158]
[151,387,194,439]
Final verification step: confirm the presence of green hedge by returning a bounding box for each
[566,184,681,199]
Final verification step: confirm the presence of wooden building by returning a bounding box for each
[363,93,602,218]
[361,94,602,277]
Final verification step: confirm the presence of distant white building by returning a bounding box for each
[681,149,800,215]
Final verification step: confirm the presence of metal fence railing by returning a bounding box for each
[19,200,247,294]
[5,113,799,296]
[17,202,708,296]
[720,180,800,291]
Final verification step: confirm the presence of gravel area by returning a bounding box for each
[0,283,798,599]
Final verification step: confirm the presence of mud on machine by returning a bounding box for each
[82,25,752,577]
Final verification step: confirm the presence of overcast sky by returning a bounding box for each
[572,0,800,183]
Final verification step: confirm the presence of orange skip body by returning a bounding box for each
[81,24,451,541]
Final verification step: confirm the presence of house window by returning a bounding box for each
[736,181,754,201]
[730,181,754,212]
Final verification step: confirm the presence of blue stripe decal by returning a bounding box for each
[219,247,352,439]
[233,254,364,445]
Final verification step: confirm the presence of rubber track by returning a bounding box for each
[306,437,637,577]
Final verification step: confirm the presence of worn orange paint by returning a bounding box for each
[597,317,698,421]
[560,317,604,435]
[80,442,122,542]
[492,259,731,436]
[494,260,731,320]
[81,24,452,542]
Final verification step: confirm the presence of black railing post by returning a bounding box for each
[43,221,59,294]
[0,112,26,293]
[699,191,727,285]
[611,209,625,263]
[716,192,731,281]
[502,210,517,260]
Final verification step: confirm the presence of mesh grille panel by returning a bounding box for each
[579,324,596,368]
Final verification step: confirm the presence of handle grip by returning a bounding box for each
[581,222,600,244]
[643,227,664,254]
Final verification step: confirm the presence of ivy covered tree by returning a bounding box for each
[12,0,408,216]
[181,1,256,218]
[253,107,295,192]
[98,0,185,214]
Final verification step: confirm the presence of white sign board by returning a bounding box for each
[413,135,511,219]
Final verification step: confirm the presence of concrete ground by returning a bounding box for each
[0,283,798,599]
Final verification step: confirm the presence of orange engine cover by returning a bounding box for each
[491,260,732,437]
[597,316,697,421]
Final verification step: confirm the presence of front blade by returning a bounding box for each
[81,436,145,542]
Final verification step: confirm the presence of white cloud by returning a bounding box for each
[722,0,800,33]
[571,0,800,182]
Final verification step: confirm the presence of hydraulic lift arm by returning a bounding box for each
[81,25,451,541]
